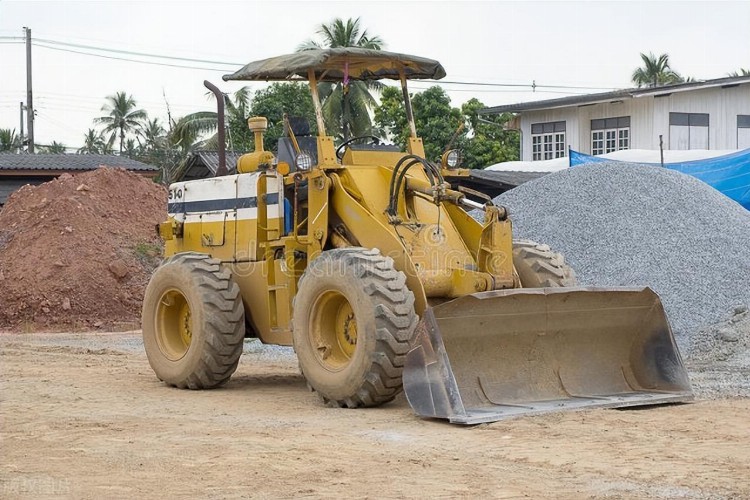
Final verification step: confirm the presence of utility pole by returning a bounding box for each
[19,102,25,144]
[659,135,664,168]
[24,26,34,153]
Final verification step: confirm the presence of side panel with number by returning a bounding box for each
[163,173,285,262]
[166,176,237,260]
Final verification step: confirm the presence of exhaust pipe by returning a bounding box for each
[203,80,227,177]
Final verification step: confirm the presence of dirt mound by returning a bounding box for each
[0,168,167,330]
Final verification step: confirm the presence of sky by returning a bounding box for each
[1,0,748,150]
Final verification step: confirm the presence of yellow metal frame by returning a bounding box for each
[159,70,516,346]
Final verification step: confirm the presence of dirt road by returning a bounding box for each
[1,332,748,499]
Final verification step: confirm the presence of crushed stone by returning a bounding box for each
[484,163,750,350]
[478,163,750,397]
[686,307,750,399]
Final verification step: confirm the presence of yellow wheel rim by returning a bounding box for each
[310,291,357,370]
[155,288,192,361]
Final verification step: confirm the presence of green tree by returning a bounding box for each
[373,86,408,144]
[375,85,464,162]
[226,86,255,151]
[139,118,166,151]
[249,82,316,151]
[171,110,218,149]
[172,83,316,155]
[412,86,465,162]
[39,141,67,154]
[375,89,519,168]
[0,128,21,153]
[728,68,750,77]
[94,91,148,153]
[460,98,519,168]
[172,87,252,153]
[134,118,169,167]
[149,117,193,184]
[298,17,384,141]
[122,138,140,158]
[631,53,684,87]
[77,128,111,154]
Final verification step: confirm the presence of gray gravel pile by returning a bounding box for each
[483,162,750,355]
[687,305,750,398]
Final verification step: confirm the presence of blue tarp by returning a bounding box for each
[569,149,750,210]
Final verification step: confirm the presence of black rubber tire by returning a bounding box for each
[512,239,577,287]
[142,252,245,389]
[292,247,418,408]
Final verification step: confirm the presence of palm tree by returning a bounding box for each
[632,53,684,87]
[138,118,166,151]
[77,128,111,154]
[94,91,147,154]
[122,138,140,159]
[728,68,750,77]
[0,128,21,153]
[171,87,251,151]
[39,141,67,154]
[160,115,201,182]
[298,17,384,141]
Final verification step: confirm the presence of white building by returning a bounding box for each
[481,76,750,161]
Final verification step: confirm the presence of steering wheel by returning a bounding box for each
[336,135,382,160]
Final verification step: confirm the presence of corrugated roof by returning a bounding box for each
[0,153,158,172]
[178,151,243,181]
[480,75,750,115]
[446,169,546,201]
[470,169,547,187]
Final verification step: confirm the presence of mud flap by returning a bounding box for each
[403,287,693,424]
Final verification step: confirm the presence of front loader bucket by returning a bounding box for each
[403,287,692,425]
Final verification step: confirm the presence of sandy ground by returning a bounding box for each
[1,332,748,499]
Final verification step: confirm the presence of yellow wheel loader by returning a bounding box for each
[142,48,692,424]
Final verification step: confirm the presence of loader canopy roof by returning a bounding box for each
[222,48,446,82]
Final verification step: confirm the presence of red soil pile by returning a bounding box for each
[0,168,167,330]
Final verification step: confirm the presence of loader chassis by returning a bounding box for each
[143,48,692,423]
[161,156,516,346]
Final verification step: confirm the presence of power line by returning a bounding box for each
[32,42,231,72]
[35,110,75,130]
[33,91,201,110]
[33,37,241,66]
[19,34,622,92]
[409,84,591,95]
[35,102,101,113]
[427,80,618,91]
[4,31,620,136]
[34,96,174,112]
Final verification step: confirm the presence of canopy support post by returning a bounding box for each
[400,70,417,139]
[308,69,327,137]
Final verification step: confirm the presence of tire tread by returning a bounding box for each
[147,252,244,389]
[294,247,417,408]
[513,239,577,287]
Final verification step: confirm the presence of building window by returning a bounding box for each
[738,115,750,149]
[591,116,630,155]
[531,121,566,160]
[670,112,709,150]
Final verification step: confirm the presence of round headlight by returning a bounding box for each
[295,151,314,171]
[442,149,462,170]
